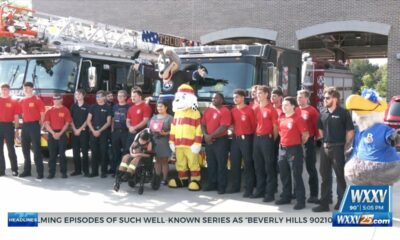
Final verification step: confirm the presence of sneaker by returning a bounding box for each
[334,202,341,211]
[293,202,306,210]
[12,171,18,177]
[275,198,291,205]
[19,172,31,178]
[263,195,275,203]
[312,204,330,212]
[307,196,319,204]
[47,174,55,179]
[70,171,81,176]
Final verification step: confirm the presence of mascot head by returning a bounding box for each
[172,84,198,112]
[346,89,388,131]
[156,48,181,80]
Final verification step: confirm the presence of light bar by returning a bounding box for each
[174,44,249,55]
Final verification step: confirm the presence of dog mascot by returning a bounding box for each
[168,84,203,191]
[345,89,400,185]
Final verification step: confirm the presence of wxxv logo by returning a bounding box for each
[332,186,392,227]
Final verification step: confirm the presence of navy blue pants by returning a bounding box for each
[90,131,109,175]
[21,121,43,175]
[72,130,89,174]
[111,129,129,174]
[48,132,67,175]
[304,138,319,198]
[205,136,229,192]
[253,135,276,197]
[0,122,18,174]
[278,145,305,204]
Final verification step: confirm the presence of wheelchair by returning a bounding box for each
[126,154,161,195]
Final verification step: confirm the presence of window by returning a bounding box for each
[0,59,28,89]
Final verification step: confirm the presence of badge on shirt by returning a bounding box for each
[136,109,141,114]
[287,122,293,129]
[213,113,218,119]
[29,102,35,107]
[364,133,374,144]
[263,111,268,118]
[241,115,247,122]
[6,103,12,108]
[58,112,65,118]
[302,113,308,120]
[101,109,107,112]
[163,80,174,91]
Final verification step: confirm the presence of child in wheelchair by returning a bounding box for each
[113,129,154,192]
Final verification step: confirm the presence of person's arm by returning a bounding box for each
[86,113,95,133]
[301,131,310,144]
[345,129,354,150]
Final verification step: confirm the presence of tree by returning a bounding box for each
[374,64,388,98]
[350,59,379,94]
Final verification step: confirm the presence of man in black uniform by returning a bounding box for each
[110,90,130,177]
[87,90,112,178]
[312,87,354,212]
[70,89,90,177]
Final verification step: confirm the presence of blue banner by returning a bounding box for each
[8,212,39,227]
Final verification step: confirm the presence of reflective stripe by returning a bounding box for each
[120,162,128,168]
[128,164,136,170]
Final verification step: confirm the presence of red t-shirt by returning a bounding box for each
[279,113,307,147]
[0,97,21,122]
[44,106,72,130]
[20,96,45,122]
[274,105,284,118]
[299,105,320,137]
[201,106,231,138]
[231,105,256,135]
[254,103,278,135]
[127,102,152,126]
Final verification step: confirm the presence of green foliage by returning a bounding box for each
[350,59,387,98]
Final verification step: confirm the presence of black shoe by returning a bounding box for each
[312,204,330,212]
[61,173,68,179]
[70,171,81,176]
[89,173,99,178]
[113,182,120,192]
[226,188,240,194]
[263,195,275,203]
[293,202,306,210]
[250,192,264,199]
[243,192,252,198]
[217,189,225,194]
[275,198,291,205]
[315,199,333,204]
[334,202,341,210]
[83,173,90,177]
[12,171,18,176]
[0,172,5,177]
[107,169,114,174]
[36,174,44,179]
[47,174,55,179]
[100,173,107,178]
[307,196,319,204]
[19,172,31,178]
[202,184,217,191]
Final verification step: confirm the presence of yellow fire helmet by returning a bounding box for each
[345,89,387,115]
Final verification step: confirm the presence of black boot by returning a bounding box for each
[114,172,122,192]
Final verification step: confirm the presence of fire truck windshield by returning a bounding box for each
[183,61,255,101]
[0,58,78,92]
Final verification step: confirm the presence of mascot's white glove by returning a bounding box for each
[190,144,201,154]
[169,143,176,153]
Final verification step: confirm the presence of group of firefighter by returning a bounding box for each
[0,81,353,212]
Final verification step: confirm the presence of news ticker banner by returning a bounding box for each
[332,185,392,227]
[8,212,333,227]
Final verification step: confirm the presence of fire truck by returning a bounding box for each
[302,57,353,111]
[0,4,194,150]
[137,44,302,107]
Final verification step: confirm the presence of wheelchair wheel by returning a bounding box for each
[138,171,145,195]
[151,174,161,190]
[128,178,136,188]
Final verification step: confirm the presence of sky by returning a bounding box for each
[368,58,387,66]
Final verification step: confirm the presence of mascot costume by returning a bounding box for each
[168,84,203,191]
[345,89,400,185]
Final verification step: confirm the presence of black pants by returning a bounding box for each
[304,138,319,198]
[278,145,305,204]
[320,145,346,206]
[72,130,89,174]
[253,135,276,197]
[111,129,129,173]
[21,121,43,175]
[0,122,18,173]
[90,131,109,175]
[230,135,255,194]
[125,132,138,154]
[48,132,67,175]
[205,136,229,192]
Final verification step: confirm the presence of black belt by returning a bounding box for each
[279,144,301,150]
[255,134,272,138]
[323,142,344,148]
[235,134,252,140]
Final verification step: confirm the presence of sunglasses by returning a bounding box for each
[323,96,331,100]
[96,95,105,99]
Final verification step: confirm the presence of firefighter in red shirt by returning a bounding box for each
[201,92,232,194]
[0,83,21,177]
[252,85,278,202]
[126,89,152,152]
[297,89,320,203]
[19,82,45,179]
[276,97,309,210]
[44,94,72,179]
[227,89,256,197]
